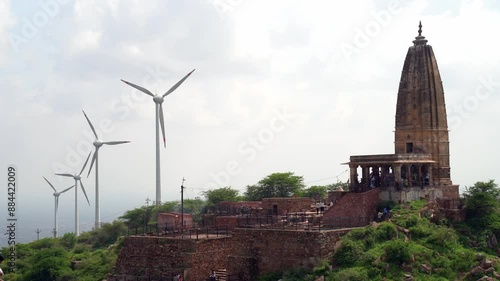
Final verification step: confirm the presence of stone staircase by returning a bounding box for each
[213,269,227,281]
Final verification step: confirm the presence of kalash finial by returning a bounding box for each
[413,20,428,45]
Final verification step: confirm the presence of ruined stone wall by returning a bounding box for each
[323,188,380,227]
[227,228,351,280]
[107,235,234,281]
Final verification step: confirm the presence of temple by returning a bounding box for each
[345,22,459,200]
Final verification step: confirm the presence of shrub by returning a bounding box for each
[375,222,398,241]
[332,239,364,266]
[426,227,459,250]
[383,240,411,266]
[409,223,432,239]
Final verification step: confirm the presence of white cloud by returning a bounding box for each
[70,30,102,54]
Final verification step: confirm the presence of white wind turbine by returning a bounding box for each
[121,69,195,206]
[56,152,91,236]
[43,177,74,238]
[82,110,130,230]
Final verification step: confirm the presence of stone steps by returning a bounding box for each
[213,268,227,281]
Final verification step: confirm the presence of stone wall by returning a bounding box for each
[216,216,239,230]
[379,185,459,203]
[261,197,313,215]
[323,188,380,227]
[227,228,351,280]
[107,235,234,281]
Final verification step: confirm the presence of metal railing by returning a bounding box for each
[127,223,230,240]
[236,214,370,231]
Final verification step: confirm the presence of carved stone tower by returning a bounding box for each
[394,22,451,185]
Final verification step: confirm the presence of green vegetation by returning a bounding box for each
[203,186,242,205]
[245,172,306,201]
[1,221,126,281]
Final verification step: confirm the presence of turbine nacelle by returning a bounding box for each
[93,140,104,147]
[74,175,81,181]
[153,95,164,104]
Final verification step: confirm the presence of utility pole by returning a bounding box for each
[181,177,186,234]
[144,197,151,232]
[35,228,41,240]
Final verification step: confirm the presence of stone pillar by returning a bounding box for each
[417,164,423,187]
[349,164,358,188]
[394,164,402,189]
[406,165,411,187]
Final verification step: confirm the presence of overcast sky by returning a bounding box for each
[1,0,499,244]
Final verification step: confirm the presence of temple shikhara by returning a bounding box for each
[346,22,459,200]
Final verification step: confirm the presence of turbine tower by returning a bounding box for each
[121,69,195,206]
[56,152,91,236]
[83,110,130,229]
[43,177,74,238]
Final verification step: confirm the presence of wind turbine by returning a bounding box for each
[121,69,195,206]
[56,152,91,236]
[83,110,130,229]
[43,177,74,238]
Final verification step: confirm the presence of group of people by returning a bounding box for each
[314,201,334,215]
[376,207,392,222]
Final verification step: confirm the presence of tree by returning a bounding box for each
[245,172,305,201]
[182,198,206,222]
[119,201,178,227]
[203,187,240,205]
[463,180,500,230]
[327,181,349,192]
[301,185,328,199]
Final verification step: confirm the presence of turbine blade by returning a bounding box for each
[103,141,130,145]
[163,69,195,98]
[79,180,91,206]
[60,185,75,194]
[82,110,98,139]
[121,79,154,97]
[56,173,74,178]
[87,150,98,178]
[43,176,57,193]
[79,152,92,176]
[159,103,166,148]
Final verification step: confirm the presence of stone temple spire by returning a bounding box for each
[394,22,451,185]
